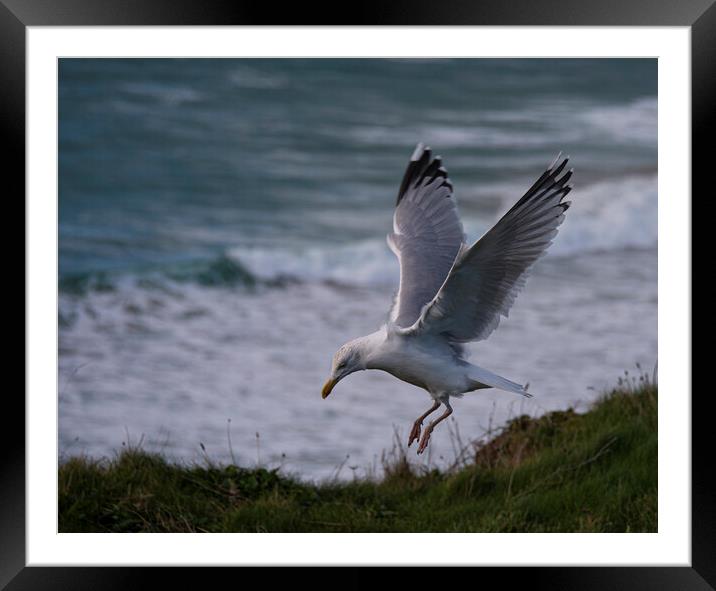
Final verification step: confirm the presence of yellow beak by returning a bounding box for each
[322,377,337,399]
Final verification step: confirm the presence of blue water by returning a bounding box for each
[59,59,657,479]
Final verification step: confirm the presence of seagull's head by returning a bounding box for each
[322,340,367,399]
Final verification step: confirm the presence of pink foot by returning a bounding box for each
[417,427,433,455]
[408,421,422,447]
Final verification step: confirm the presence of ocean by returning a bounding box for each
[58,58,657,480]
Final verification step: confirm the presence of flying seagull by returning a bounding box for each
[322,144,573,454]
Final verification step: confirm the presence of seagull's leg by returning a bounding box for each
[417,402,453,455]
[408,400,440,447]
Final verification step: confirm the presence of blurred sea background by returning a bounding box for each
[59,59,657,479]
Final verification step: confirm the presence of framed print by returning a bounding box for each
[6,0,707,588]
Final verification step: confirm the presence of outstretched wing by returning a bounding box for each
[387,143,465,328]
[405,155,573,343]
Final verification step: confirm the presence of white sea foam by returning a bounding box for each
[551,174,657,255]
[227,240,399,287]
[579,97,657,146]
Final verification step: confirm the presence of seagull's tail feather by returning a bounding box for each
[467,364,532,398]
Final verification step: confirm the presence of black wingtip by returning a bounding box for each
[557,169,573,186]
[410,143,425,161]
[547,152,563,170]
[552,157,569,177]
[397,144,452,205]
[506,153,575,213]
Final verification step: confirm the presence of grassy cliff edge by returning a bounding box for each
[59,380,657,533]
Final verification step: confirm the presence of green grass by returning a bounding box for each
[59,378,657,533]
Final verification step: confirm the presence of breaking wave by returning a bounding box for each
[60,173,656,298]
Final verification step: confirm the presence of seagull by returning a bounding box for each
[321,144,573,454]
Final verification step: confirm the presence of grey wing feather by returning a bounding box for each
[388,143,465,328]
[408,154,573,343]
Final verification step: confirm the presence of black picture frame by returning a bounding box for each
[6,1,706,588]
